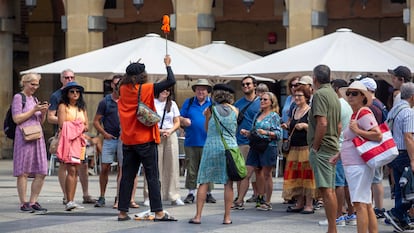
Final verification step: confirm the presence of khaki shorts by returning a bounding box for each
[309,149,336,189]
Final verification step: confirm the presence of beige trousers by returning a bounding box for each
[144,133,181,201]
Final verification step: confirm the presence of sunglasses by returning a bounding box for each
[260,98,269,102]
[69,89,80,94]
[242,82,252,87]
[64,76,75,80]
[345,91,361,97]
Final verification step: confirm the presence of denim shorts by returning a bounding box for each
[101,139,119,164]
[372,166,383,184]
[246,145,277,167]
[335,159,347,187]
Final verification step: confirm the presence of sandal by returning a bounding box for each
[130,201,140,208]
[154,212,178,222]
[82,195,96,204]
[113,197,118,209]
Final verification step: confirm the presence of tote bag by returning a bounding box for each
[352,109,398,168]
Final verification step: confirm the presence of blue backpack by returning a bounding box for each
[3,93,26,140]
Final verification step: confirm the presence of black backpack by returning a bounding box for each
[4,93,26,140]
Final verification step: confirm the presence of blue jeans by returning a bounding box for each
[389,151,411,225]
[118,142,163,213]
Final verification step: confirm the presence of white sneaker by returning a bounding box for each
[74,202,84,209]
[143,198,150,207]
[318,216,346,226]
[171,199,185,206]
[65,201,77,211]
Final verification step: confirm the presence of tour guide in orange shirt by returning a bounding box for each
[117,55,177,221]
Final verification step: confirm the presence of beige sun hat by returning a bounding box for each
[191,79,212,93]
[298,75,313,85]
[339,80,373,106]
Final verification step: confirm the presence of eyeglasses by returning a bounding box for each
[345,91,361,97]
[260,98,269,102]
[64,76,75,80]
[242,82,252,87]
[69,89,80,94]
[290,83,299,88]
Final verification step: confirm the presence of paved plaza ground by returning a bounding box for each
[0,159,396,233]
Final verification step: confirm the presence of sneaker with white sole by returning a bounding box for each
[143,198,150,207]
[171,199,185,206]
[384,210,404,232]
[318,215,346,226]
[345,214,357,226]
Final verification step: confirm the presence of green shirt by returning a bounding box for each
[307,83,341,154]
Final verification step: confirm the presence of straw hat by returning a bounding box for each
[339,80,372,106]
[192,79,212,93]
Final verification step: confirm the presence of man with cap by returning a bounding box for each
[180,79,216,204]
[388,65,412,107]
[359,76,388,219]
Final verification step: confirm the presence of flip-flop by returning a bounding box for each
[118,215,131,221]
[286,206,304,213]
[154,212,178,222]
[129,201,140,208]
[188,219,201,224]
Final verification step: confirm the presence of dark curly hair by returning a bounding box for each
[60,89,86,111]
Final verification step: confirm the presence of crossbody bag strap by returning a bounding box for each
[212,106,229,150]
[240,96,257,114]
[159,104,167,129]
[137,83,142,104]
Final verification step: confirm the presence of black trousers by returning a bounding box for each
[118,142,163,213]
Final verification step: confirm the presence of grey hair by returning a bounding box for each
[400,82,414,100]
[313,64,331,84]
[256,83,269,93]
[60,69,74,78]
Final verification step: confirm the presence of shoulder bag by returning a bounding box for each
[248,114,270,153]
[352,107,398,168]
[212,106,247,181]
[136,84,161,126]
[21,124,42,141]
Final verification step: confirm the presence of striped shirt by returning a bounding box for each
[387,100,414,150]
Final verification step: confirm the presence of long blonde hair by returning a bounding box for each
[262,92,279,114]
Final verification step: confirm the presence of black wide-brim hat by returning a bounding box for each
[62,81,84,93]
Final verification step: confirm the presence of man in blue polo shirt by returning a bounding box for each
[180,79,216,204]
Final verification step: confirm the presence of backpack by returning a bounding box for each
[371,99,388,124]
[4,93,26,140]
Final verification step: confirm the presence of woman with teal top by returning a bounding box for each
[189,84,238,225]
[240,92,282,211]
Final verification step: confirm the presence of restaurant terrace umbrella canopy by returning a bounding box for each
[222,28,414,81]
[382,37,414,56]
[21,33,230,80]
[194,41,274,82]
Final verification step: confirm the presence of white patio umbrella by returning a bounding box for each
[382,37,414,56]
[194,41,275,83]
[222,28,414,81]
[21,33,230,80]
